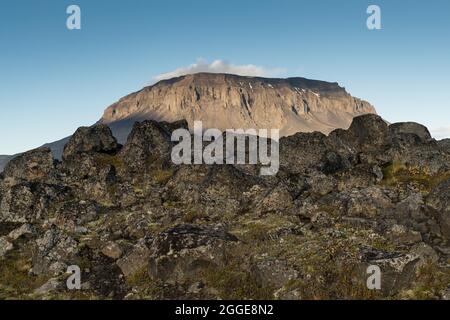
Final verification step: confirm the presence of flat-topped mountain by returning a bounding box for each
[99,73,376,143]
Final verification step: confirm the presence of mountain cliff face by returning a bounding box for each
[99,73,376,143]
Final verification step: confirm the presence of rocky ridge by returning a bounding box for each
[0,114,449,300]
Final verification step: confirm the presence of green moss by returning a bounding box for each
[124,267,169,299]
[381,161,450,192]
[151,169,173,185]
[280,263,381,300]
[317,204,340,217]
[0,250,48,299]
[94,154,125,171]
[183,210,207,224]
[201,262,274,300]
[230,214,296,241]
[398,262,450,300]
[126,267,152,286]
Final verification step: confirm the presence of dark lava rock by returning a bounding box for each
[389,122,432,142]
[346,114,390,150]
[119,120,181,171]
[0,182,71,223]
[3,147,55,183]
[427,178,450,240]
[1,116,449,300]
[62,124,119,161]
[148,224,238,282]
[438,139,450,154]
[150,224,238,255]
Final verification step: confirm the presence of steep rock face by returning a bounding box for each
[100,73,376,143]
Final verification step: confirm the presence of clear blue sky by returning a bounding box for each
[1,0,449,154]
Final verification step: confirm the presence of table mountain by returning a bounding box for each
[99,73,376,144]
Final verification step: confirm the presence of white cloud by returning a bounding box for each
[431,126,450,140]
[153,59,285,82]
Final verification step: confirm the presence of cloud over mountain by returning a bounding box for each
[153,59,284,82]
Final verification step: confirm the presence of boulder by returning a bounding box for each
[2,147,55,183]
[389,122,432,142]
[148,224,238,282]
[62,124,119,161]
[0,183,71,223]
[346,114,390,150]
[253,258,298,287]
[279,131,330,174]
[438,139,450,154]
[33,278,61,295]
[163,164,257,217]
[119,120,185,171]
[7,223,35,241]
[31,227,79,276]
[359,247,419,295]
[426,178,450,240]
[116,240,150,277]
[54,200,99,233]
[101,241,124,260]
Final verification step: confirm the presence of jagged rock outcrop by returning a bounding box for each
[0,114,449,300]
[62,125,119,161]
[438,139,450,154]
[2,147,55,184]
[390,122,432,143]
[118,120,185,171]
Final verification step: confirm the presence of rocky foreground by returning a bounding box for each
[0,114,449,300]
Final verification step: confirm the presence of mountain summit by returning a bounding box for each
[99,73,376,143]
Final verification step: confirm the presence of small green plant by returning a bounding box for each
[0,250,48,299]
[382,161,450,192]
[151,169,173,185]
[201,263,274,300]
[94,154,125,171]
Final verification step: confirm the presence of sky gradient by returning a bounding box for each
[1,0,449,154]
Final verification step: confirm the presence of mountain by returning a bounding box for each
[0,73,375,172]
[99,73,376,143]
[1,114,449,299]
